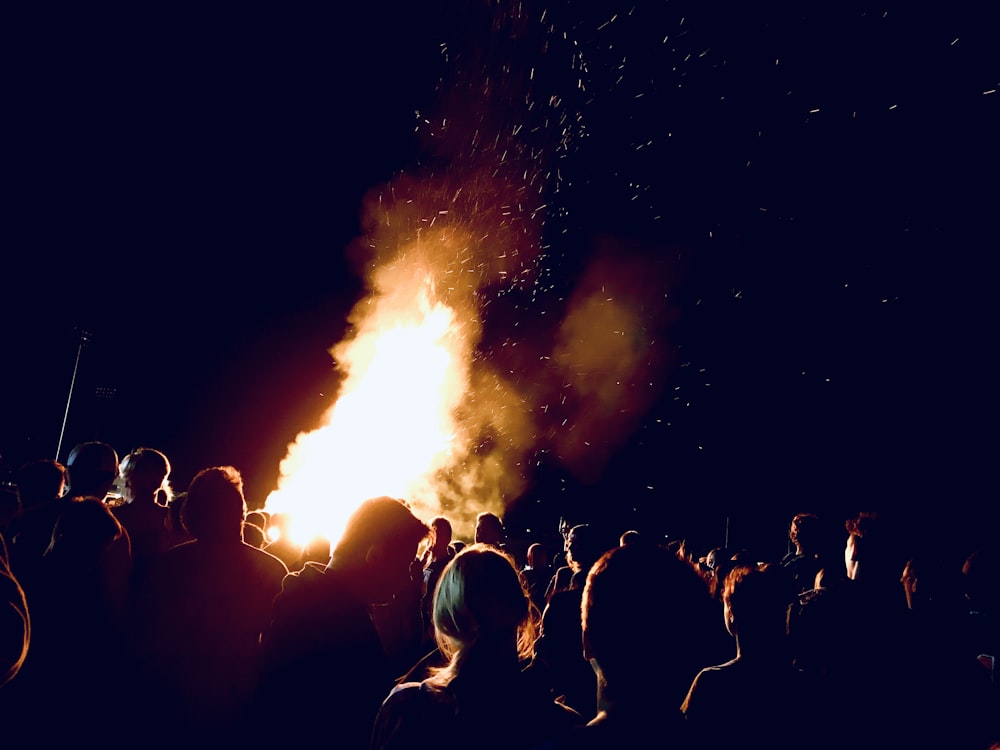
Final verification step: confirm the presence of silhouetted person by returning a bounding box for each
[420,516,456,645]
[475,511,507,550]
[12,459,66,513]
[531,524,612,718]
[256,496,429,749]
[372,554,427,681]
[962,547,1000,680]
[543,542,722,748]
[544,523,603,602]
[371,543,582,750]
[7,443,125,592]
[126,466,288,737]
[242,509,268,548]
[899,552,997,748]
[779,512,830,597]
[791,512,917,749]
[4,497,132,742]
[682,563,828,750]
[961,547,1000,744]
[112,447,172,577]
[4,458,67,581]
[520,541,554,614]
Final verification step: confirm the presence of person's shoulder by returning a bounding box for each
[272,560,351,614]
[383,679,435,706]
[372,681,454,749]
[685,659,735,697]
[244,542,290,570]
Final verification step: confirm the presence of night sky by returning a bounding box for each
[3,3,997,559]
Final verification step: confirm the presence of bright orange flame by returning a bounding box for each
[263,274,473,548]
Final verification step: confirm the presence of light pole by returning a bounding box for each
[55,328,92,461]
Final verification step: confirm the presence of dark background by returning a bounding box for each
[3,2,997,562]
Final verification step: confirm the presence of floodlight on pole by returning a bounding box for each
[56,328,92,461]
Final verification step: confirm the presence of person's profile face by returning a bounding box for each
[844,535,860,580]
[370,541,421,605]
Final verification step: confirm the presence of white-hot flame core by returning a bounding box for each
[263,278,471,548]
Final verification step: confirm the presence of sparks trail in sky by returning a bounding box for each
[262,2,701,540]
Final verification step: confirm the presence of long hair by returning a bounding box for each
[430,543,537,685]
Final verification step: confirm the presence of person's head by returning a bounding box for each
[15,459,66,510]
[243,511,268,548]
[721,563,791,647]
[65,441,119,499]
[619,529,641,547]
[844,511,898,582]
[962,548,999,613]
[182,466,247,542]
[526,542,549,569]
[430,516,453,554]
[331,496,430,605]
[566,524,606,577]
[431,543,536,684]
[118,447,172,506]
[474,511,506,548]
[789,513,820,553]
[583,543,714,703]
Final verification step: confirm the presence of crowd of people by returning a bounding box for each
[1,440,998,748]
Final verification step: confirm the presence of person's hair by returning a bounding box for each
[15,459,67,508]
[431,543,536,685]
[789,513,820,548]
[333,496,429,565]
[65,441,119,496]
[120,447,173,505]
[182,466,246,541]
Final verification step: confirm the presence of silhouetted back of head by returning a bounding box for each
[432,543,534,682]
[722,564,791,647]
[15,459,66,509]
[65,441,119,498]
[119,447,172,504]
[583,543,713,700]
[333,496,429,566]
[182,466,246,542]
[619,529,641,547]
[526,542,549,569]
[474,511,506,548]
